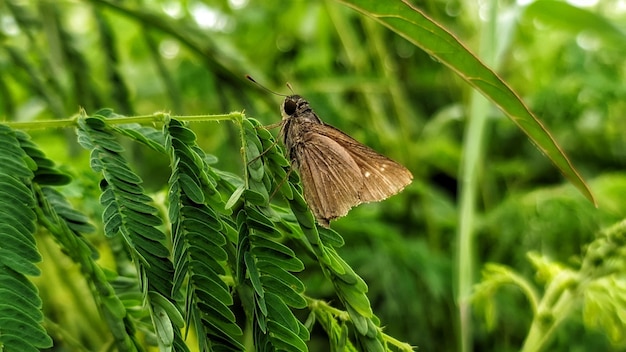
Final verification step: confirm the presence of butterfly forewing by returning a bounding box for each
[309,124,413,202]
[296,128,364,226]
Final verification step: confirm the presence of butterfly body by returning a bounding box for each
[279,95,413,227]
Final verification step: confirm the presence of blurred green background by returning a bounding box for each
[2,0,626,351]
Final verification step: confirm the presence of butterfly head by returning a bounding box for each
[281,95,321,124]
[282,95,304,116]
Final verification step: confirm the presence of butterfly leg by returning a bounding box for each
[268,166,294,201]
[247,138,281,167]
[257,121,283,130]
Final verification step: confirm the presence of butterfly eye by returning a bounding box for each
[284,99,297,115]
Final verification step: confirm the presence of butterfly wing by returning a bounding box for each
[294,130,364,226]
[307,123,413,203]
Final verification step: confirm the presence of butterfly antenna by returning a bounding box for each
[246,75,288,97]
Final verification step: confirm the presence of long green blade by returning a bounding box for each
[338,0,596,205]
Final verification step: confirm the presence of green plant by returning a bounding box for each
[0,109,416,351]
[4,0,623,351]
[474,219,626,352]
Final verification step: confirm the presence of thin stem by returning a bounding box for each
[521,274,581,352]
[305,296,350,321]
[382,333,415,352]
[1,118,79,130]
[508,270,541,315]
[306,295,414,352]
[237,117,249,188]
[456,1,500,351]
[1,112,243,130]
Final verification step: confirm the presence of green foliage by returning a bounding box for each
[76,111,189,351]
[0,125,52,352]
[165,118,243,351]
[2,1,626,352]
[338,0,594,204]
[0,108,412,350]
[474,220,626,352]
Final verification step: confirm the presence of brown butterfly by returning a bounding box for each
[248,76,413,227]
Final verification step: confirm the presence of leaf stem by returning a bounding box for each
[1,111,244,130]
[521,274,581,352]
[382,333,415,352]
[305,296,351,321]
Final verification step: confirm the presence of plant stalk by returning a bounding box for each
[456,1,500,351]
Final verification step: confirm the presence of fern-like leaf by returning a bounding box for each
[239,118,309,351]
[76,113,187,352]
[165,118,244,351]
[0,124,53,351]
[252,119,389,351]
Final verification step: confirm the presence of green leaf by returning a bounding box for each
[334,281,372,318]
[128,233,170,258]
[0,205,36,238]
[265,292,300,332]
[181,208,222,233]
[0,316,51,346]
[225,184,245,210]
[243,188,269,206]
[183,219,226,248]
[0,288,41,319]
[256,261,305,293]
[0,179,33,207]
[288,185,316,230]
[114,123,166,153]
[186,234,228,261]
[168,124,197,143]
[195,290,237,324]
[166,118,243,351]
[338,0,595,205]
[246,208,277,233]
[318,227,345,248]
[178,173,205,204]
[251,247,305,272]
[261,276,307,309]
[245,251,264,299]
[0,228,41,273]
[266,320,308,352]
[0,268,52,351]
[190,273,230,302]
[152,302,175,350]
[346,304,369,336]
[32,167,72,186]
[78,114,186,349]
[197,302,244,338]
[583,276,626,343]
[250,234,296,259]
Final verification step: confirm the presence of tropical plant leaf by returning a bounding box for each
[76,112,188,352]
[165,118,244,351]
[238,118,309,351]
[249,122,388,350]
[337,0,595,205]
[37,185,140,351]
[0,124,52,351]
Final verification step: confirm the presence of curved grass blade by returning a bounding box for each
[337,0,596,205]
